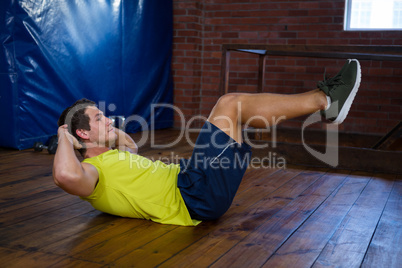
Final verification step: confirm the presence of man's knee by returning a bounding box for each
[208,93,243,136]
[215,93,241,112]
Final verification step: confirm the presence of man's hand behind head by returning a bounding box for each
[58,124,83,150]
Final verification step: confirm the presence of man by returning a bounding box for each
[53,59,361,226]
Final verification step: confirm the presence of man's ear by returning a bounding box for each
[76,129,89,140]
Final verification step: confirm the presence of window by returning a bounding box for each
[345,0,402,30]
[395,1,402,27]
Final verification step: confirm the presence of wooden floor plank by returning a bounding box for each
[0,246,102,268]
[209,170,346,268]
[0,175,55,203]
[0,194,80,227]
[110,224,213,267]
[7,210,117,252]
[51,257,104,268]
[39,217,143,255]
[0,246,65,268]
[0,201,95,246]
[235,166,280,193]
[220,167,305,220]
[72,221,177,265]
[261,171,369,267]
[0,188,65,214]
[312,174,395,268]
[360,177,402,268]
[0,164,53,185]
[0,246,31,264]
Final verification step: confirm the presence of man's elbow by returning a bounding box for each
[53,169,79,189]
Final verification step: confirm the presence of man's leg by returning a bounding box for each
[177,59,361,221]
[208,59,361,143]
[208,89,327,143]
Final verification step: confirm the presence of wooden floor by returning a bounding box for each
[0,130,401,268]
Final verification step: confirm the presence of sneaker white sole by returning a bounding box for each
[332,59,361,124]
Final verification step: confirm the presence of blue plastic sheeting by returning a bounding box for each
[0,0,173,149]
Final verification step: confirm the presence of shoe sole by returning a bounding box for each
[332,59,361,124]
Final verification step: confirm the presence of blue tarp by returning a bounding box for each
[0,0,173,149]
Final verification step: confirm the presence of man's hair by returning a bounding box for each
[58,98,96,155]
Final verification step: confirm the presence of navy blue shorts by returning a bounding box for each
[177,121,252,221]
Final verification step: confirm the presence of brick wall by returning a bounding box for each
[173,0,402,135]
[172,1,203,127]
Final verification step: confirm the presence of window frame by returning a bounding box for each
[344,0,402,31]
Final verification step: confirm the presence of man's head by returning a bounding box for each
[58,98,117,154]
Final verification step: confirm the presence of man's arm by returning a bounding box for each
[113,127,138,154]
[52,125,98,197]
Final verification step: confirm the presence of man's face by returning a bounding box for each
[84,106,117,146]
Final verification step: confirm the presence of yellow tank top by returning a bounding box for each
[81,149,200,226]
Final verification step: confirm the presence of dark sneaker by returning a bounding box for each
[317,59,361,124]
